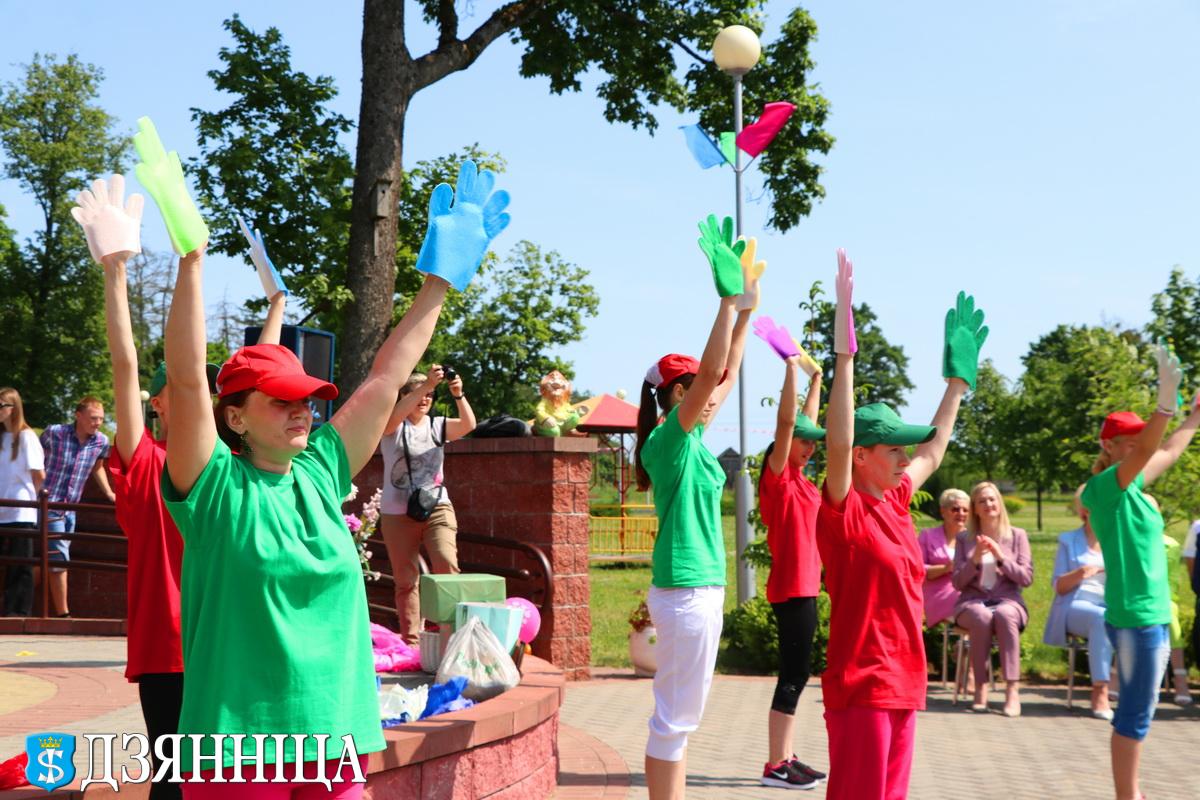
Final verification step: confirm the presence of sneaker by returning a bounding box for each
[788,756,827,783]
[761,760,818,790]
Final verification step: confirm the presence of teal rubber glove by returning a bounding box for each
[236,215,288,298]
[133,117,209,255]
[697,214,746,297]
[414,160,511,291]
[942,291,989,390]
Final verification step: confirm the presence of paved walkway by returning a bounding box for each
[4,636,1200,799]
[556,668,1200,799]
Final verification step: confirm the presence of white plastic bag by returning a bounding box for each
[378,682,429,723]
[435,616,521,701]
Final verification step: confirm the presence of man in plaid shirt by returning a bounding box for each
[38,396,116,616]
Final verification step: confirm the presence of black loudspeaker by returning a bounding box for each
[243,325,337,426]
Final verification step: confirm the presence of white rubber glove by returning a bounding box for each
[70,175,144,263]
[1155,338,1183,415]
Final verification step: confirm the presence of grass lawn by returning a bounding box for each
[588,490,1197,680]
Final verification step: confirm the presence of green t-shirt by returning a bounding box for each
[163,424,385,772]
[641,406,726,588]
[1081,466,1171,628]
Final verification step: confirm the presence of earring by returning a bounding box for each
[240,432,251,453]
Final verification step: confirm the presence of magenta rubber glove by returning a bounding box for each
[834,248,858,355]
[754,316,801,359]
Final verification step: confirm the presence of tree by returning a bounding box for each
[1146,267,1200,380]
[801,294,914,410]
[123,248,176,386]
[341,0,833,394]
[189,15,355,326]
[0,54,128,423]
[1008,325,1148,529]
[190,19,600,404]
[948,360,1014,483]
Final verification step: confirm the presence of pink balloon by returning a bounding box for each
[506,596,541,643]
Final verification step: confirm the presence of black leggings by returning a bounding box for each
[1,521,35,616]
[771,596,818,715]
[138,672,184,800]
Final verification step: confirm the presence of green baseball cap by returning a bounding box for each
[853,403,936,447]
[148,361,221,398]
[792,416,826,441]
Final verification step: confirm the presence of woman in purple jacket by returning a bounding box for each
[953,481,1034,716]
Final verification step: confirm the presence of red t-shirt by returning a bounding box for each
[816,473,926,711]
[108,430,184,680]
[760,463,822,602]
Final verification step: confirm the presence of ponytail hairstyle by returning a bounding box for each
[635,373,696,491]
[0,387,30,460]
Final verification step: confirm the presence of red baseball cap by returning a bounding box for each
[1100,411,1145,440]
[646,354,699,388]
[216,344,338,401]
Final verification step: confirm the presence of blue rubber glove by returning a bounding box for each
[236,215,288,298]
[414,160,511,291]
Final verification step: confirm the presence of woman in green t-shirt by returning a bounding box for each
[149,150,510,796]
[1081,342,1200,800]
[633,216,755,800]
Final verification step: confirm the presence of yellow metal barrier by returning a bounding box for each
[589,504,658,557]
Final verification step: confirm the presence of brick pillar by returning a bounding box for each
[442,436,594,681]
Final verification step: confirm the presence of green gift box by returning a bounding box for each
[419,573,506,624]
[456,602,523,653]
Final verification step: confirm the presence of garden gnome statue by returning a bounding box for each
[534,370,581,436]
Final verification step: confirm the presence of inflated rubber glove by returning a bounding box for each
[697,214,746,297]
[414,160,511,291]
[753,316,800,359]
[236,215,288,298]
[133,117,209,255]
[942,291,989,390]
[70,175,144,263]
[1154,338,1183,415]
[834,248,857,355]
[734,236,766,312]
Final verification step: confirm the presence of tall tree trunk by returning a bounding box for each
[342,0,413,394]
[1036,484,1043,532]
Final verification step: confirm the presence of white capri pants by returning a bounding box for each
[645,584,725,761]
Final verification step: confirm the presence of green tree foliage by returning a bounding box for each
[189,15,355,324]
[1008,325,1148,529]
[1146,267,1200,383]
[948,360,1015,483]
[804,296,914,410]
[0,54,128,423]
[190,20,599,407]
[339,1,834,393]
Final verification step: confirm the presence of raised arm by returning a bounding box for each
[1116,340,1180,490]
[237,215,288,347]
[802,370,823,424]
[70,174,146,463]
[677,298,738,433]
[259,292,287,346]
[710,236,765,414]
[709,307,751,415]
[824,249,856,506]
[1144,393,1200,485]
[333,160,510,474]
[383,368,442,437]
[906,379,968,491]
[444,371,476,441]
[766,359,801,476]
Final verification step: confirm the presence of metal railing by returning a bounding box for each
[0,492,125,618]
[589,503,658,557]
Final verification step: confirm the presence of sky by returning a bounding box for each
[2,1,1199,454]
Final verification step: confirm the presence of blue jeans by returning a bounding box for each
[45,515,74,563]
[1066,598,1112,683]
[1107,623,1170,741]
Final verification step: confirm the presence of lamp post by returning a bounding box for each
[713,24,761,605]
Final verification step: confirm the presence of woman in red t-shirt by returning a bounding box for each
[818,250,985,800]
[755,348,826,791]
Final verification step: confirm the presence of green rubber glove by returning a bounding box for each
[133,117,209,255]
[697,214,746,297]
[942,291,989,390]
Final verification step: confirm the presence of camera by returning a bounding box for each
[443,366,458,382]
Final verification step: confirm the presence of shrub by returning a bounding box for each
[1003,495,1025,515]
[719,592,831,675]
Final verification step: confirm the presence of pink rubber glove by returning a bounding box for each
[834,248,858,355]
[70,175,144,263]
[753,316,801,359]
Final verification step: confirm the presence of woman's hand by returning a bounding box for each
[447,372,465,399]
[424,365,446,392]
[1080,564,1103,579]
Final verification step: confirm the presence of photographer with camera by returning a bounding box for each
[379,365,477,644]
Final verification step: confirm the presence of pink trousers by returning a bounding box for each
[955,600,1026,683]
[824,707,916,800]
[181,755,368,800]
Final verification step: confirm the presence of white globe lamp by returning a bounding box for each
[712,25,761,75]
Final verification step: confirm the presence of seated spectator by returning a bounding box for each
[1184,517,1200,697]
[918,488,969,627]
[1044,486,1113,719]
[953,481,1033,716]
